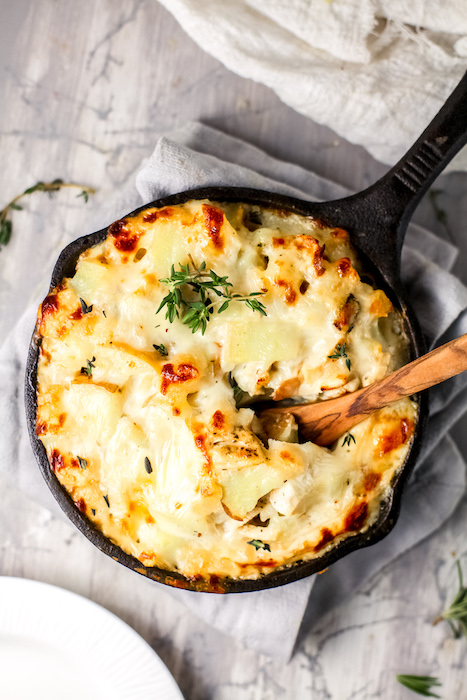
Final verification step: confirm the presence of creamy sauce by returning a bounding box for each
[36,200,416,580]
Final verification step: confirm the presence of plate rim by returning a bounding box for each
[0,576,184,700]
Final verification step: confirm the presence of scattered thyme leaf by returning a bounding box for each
[0,179,96,251]
[80,298,93,315]
[144,457,153,474]
[80,356,96,377]
[342,433,356,447]
[229,374,244,404]
[157,261,267,334]
[248,539,271,552]
[396,674,441,698]
[434,560,467,639]
[103,494,110,508]
[328,342,351,370]
[77,456,87,470]
[153,343,168,356]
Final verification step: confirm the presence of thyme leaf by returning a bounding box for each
[342,433,356,447]
[0,179,95,251]
[328,342,351,371]
[144,457,153,474]
[396,675,441,697]
[80,356,96,377]
[248,539,271,552]
[156,261,267,335]
[153,343,168,356]
[229,374,244,404]
[80,298,93,315]
[77,456,87,470]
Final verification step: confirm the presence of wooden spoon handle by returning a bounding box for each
[263,333,467,445]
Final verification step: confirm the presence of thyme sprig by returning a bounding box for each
[434,560,467,638]
[0,179,96,250]
[156,261,267,334]
[396,674,441,697]
[328,342,351,371]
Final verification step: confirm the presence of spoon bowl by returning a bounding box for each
[260,333,467,445]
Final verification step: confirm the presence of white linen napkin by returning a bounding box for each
[1,122,466,661]
[158,0,467,170]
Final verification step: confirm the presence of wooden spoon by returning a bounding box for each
[260,334,467,446]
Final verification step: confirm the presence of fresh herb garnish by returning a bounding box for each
[103,494,110,508]
[0,179,95,250]
[396,674,441,697]
[144,457,153,474]
[248,539,271,552]
[342,433,356,447]
[434,560,467,638]
[80,356,96,377]
[328,342,351,371]
[229,373,244,403]
[156,261,267,334]
[80,298,93,315]
[77,456,87,470]
[153,343,168,356]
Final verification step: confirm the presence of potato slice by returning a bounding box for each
[70,260,109,301]
[223,321,300,364]
[219,445,303,520]
[61,383,123,441]
[144,222,191,278]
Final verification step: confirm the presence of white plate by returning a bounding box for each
[0,577,184,700]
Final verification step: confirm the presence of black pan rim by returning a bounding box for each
[25,186,428,594]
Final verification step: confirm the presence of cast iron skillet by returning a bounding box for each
[26,72,467,593]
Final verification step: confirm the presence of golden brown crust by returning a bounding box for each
[35,199,415,580]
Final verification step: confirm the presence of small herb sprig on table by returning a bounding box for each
[396,674,441,697]
[156,261,267,334]
[434,560,467,639]
[0,179,96,250]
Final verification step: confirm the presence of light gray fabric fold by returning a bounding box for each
[157,0,467,170]
[2,122,466,661]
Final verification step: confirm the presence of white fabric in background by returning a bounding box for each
[158,0,467,169]
[1,123,466,661]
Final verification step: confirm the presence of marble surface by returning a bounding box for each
[1,1,466,698]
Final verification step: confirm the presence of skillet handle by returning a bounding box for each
[330,71,467,277]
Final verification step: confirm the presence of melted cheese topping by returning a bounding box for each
[36,200,416,581]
